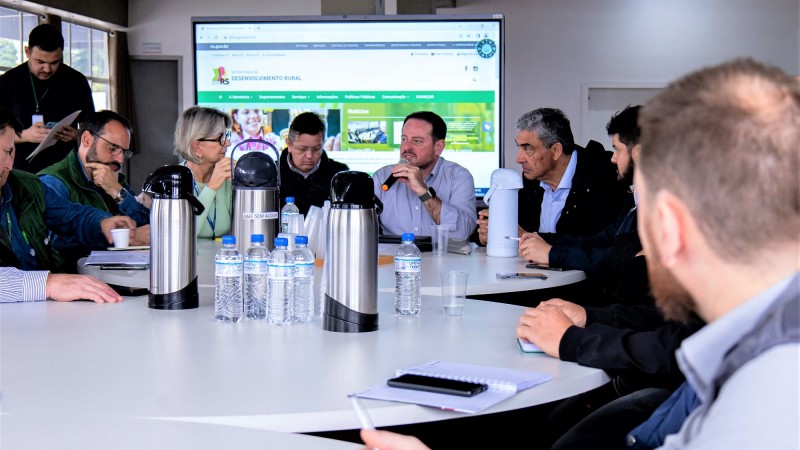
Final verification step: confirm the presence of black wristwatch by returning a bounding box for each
[115,187,129,204]
[418,187,436,203]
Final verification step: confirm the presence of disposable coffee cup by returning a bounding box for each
[433,224,450,256]
[441,270,468,316]
[111,228,130,248]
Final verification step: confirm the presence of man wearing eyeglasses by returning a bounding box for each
[279,112,348,215]
[39,110,150,252]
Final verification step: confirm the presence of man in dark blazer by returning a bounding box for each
[477,108,625,244]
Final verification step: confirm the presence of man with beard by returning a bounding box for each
[0,106,134,279]
[39,110,149,255]
[373,111,476,240]
[518,105,648,306]
[0,24,95,173]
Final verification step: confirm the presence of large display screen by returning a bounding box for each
[193,14,504,196]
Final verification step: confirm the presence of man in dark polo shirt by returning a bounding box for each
[0,23,95,173]
[279,112,348,215]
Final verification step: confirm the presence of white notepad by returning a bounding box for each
[352,360,551,413]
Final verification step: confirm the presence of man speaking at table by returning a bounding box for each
[373,111,476,240]
[0,24,95,173]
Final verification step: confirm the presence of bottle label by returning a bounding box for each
[244,260,268,275]
[215,261,242,277]
[295,261,314,278]
[268,262,295,279]
[394,256,421,273]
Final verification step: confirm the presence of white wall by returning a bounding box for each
[128,0,800,169]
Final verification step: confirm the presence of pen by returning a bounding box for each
[504,236,521,241]
[350,395,375,430]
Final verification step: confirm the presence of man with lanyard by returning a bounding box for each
[0,23,95,173]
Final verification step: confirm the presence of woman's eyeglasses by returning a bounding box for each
[198,130,232,146]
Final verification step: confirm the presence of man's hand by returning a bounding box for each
[518,232,552,264]
[55,125,79,142]
[85,162,123,197]
[539,298,587,327]
[207,157,232,191]
[392,163,426,196]
[477,209,489,245]
[360,429,431,450]
[19,123,49,143]
[100,216,136,244]
[45,273,123,303]
[130,225,150,246]
[516,303,575,358]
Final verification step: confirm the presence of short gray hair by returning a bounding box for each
[516,108,576,155]
[173,106,231,163]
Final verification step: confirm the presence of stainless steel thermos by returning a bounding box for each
[231,148,280,253]
[323,171,380,333]
[143,165,205,310]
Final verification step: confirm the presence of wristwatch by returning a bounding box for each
[115,187,129,204]
[418,187,437,203]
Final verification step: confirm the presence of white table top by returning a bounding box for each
[0,414,359,450]
[0,286,608,434]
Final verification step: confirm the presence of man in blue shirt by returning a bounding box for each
[373,111,476,240]
[0,106,134,280]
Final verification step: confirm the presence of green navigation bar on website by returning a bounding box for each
[197,91,494,103]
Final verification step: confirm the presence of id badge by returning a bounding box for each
[31,114,43,124]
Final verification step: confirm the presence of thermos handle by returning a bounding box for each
[186,193,205,216]
[229,138,281,180]
[483,185,497,205]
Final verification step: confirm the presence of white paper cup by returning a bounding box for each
[111,228,130,248]
[441,270,468,316]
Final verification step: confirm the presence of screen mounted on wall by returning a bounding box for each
[193,14,504,196]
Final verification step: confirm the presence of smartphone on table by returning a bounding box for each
[387,374,488,397]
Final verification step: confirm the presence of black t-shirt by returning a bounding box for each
[0,61,95,173]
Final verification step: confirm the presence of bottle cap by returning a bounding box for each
[274,237,289,247]
[401,233,415,242]
[295,235,308,245]
[222,235,236,245]
[286,196,295,203]
[251,234,264,243]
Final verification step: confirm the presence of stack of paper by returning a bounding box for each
[84,250,149,269]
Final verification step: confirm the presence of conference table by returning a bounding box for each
[1,240,605,447]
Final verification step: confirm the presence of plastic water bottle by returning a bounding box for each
[215,235,243,323]
[244,234,269,320]
[267,237,295,325]
[281,197,300,234]
[292,235,315,323]
[394,233,421,316]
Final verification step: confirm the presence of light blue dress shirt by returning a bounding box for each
[539,151,578,233]
[373,157,476,240]
[0,267,48,302]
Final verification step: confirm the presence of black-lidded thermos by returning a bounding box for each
[143,165,205,310]
[323,171,380,333]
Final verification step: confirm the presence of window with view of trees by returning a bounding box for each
[0,7,109,110]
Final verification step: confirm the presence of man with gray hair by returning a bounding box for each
[477,108,624,245]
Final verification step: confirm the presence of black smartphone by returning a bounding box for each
[107,284,149,297]
[387,374,488,397]
[525,263,564,271]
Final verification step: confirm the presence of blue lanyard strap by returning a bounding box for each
[192,180,217,239]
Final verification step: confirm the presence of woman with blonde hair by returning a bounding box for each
[174,106,233,238]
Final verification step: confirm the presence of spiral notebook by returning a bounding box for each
[352,360,551,413]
